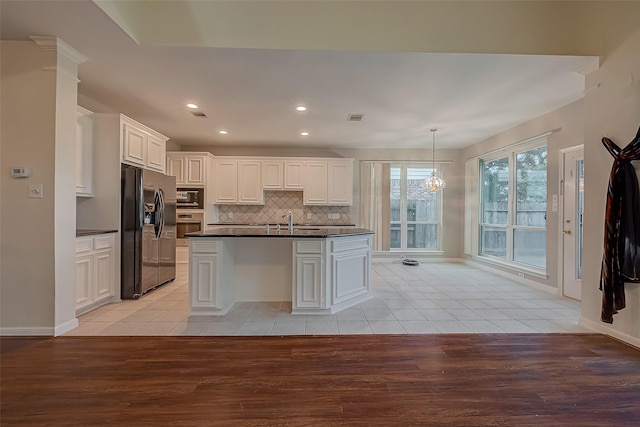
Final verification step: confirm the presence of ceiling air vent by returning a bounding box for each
[191,111,207,118]
[347,113,364,122]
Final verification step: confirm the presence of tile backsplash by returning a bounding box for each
[217,191,352,225]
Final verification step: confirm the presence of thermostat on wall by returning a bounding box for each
[11,167,30,178]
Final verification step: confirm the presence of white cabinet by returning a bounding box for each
[304,162,329,205]
[293,240,326,310]
[262,160,284,189]
[328,160,353,205]
[189,239,234,314]
[167,152,210,187]
[121,116,168,173]
[214,159,238,203]
[303,159,353,206]
[284,161,305,189]
[238,160,263,204]
[76,233,116,315]
[214,158,263,204]
[76,106,93,197]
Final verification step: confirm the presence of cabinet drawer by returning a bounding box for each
[76,238,93,253]
[94,234,115,250]
[331,237,371,253]
[295,240,324,254]
[191,240,219,253]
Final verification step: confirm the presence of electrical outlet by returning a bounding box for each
[518,273,525,278]
[307,213,312,219]
[228,212,233,219]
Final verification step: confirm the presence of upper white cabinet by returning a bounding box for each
[214,158,263,204]
[304,159,353,206]
[238,160,263,204]
[262,160,284,190]
[284,160,305,190]
[304,162,329,205]
[121,116,168,173]
[167,152,212,187]
[76,106,93,197]
[213,157,353,206]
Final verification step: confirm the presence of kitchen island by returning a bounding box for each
[186,227,374,315]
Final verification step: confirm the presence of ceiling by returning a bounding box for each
[1,0,599,150]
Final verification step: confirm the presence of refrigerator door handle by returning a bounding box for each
[154,189,165,238]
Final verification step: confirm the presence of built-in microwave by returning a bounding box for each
[176,188,204,209]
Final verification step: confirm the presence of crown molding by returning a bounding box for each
[29,36,88,64]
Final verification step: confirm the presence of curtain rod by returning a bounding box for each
[468,128,561,160]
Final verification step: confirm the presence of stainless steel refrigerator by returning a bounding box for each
[121,164,176,299]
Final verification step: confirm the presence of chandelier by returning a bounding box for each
[421,128,446,192]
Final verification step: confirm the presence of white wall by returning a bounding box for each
[581,23,640,345]
[462,99,585,288]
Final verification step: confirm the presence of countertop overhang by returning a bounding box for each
[76,229,118,237]
[186,227,373,238]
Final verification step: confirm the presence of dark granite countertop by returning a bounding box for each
[186,227,373,238]
[207,223,356,227]
[76,229,118,237]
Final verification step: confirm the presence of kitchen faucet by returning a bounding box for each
[282,210,293,232]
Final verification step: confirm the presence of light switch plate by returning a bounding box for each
[29,184,43,199]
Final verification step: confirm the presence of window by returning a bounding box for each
[390,165,442,251]
[480,143,547,270]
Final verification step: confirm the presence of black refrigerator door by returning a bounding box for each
[141,169,160,294]
[121,164,142,299]
[158,173,176,286]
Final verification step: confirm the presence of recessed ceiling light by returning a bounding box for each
[186,103,198,109]
[300,132,309,136]
[296,106,307,112]
[218,130,228,135]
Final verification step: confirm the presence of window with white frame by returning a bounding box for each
[390,165,442,251]
[479,143,547,270]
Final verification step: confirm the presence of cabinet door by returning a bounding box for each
[262,160,283,189]
[186,156,206,186]
[94,249,114,301]
[294,255,324,309]
[146,134,166,173]
[303,162,328,205]
[238,160,263,204]
[122,123,146,167]
[214,160,238,203]
[75,254,93,309]
[190,254,219,308]
[76,108,93,196]
[284,161,305,189]
[167,155,186,185]
[328,161,353,205]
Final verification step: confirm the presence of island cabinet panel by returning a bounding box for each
[188,239,234,315]
[329,235,372,307]
[294,255,325,310]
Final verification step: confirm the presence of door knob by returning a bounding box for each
[563,230,572,235]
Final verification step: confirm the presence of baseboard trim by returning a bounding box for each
[0,326,54,336]
[54,318,79,337]
[464,259,558,295]
[579,316,640,349]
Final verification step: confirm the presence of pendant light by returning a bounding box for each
[421,128,446,192]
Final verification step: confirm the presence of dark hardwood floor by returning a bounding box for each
[2,334,640,426]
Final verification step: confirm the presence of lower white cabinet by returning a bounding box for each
[293,240,326,310]
[76,233,116,315]
[189,239,234,314]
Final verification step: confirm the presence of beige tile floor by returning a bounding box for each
[66,261,586,336]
